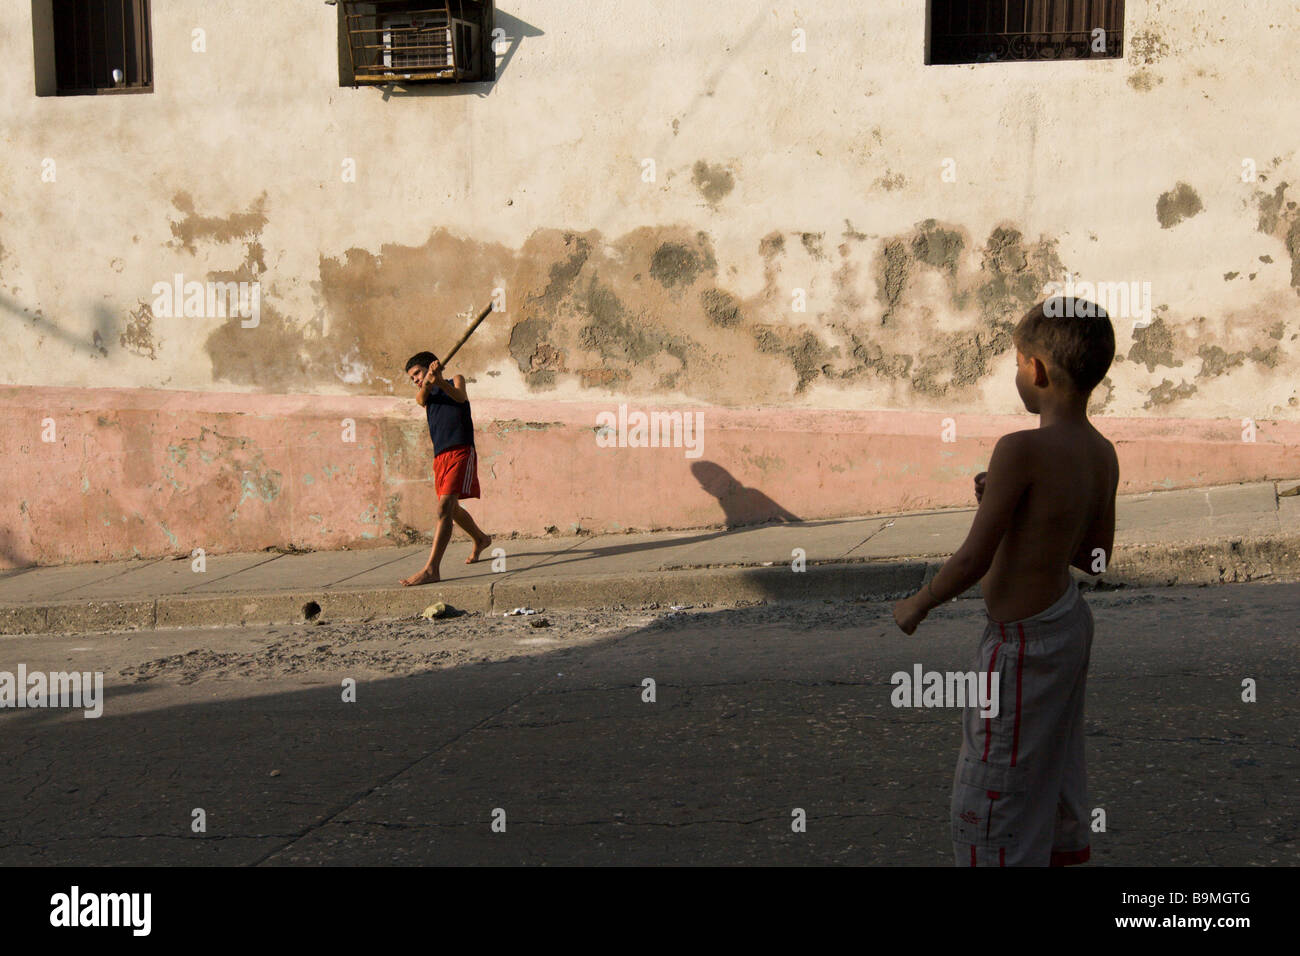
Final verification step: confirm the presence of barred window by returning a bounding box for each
[928,0,1124,65]
[35,0,153,96]
[337,0,495,86]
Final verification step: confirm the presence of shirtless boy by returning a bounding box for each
[893,297,1119,867]
[400,351,492,586]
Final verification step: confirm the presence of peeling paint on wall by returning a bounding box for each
[213,215,1082,407]
[120,301,158,360]
[1128,29,1171,66]
[1156,183,1204,229]
[162,426,283,513]
[0,0,1294,436]
[1146,378,1198,408]
[1255,180,1300,291]
[1129,318,1185,372]
[169,192,269,254]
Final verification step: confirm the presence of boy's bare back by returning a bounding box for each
[892,297,1120,866]
[980,421,1119,622]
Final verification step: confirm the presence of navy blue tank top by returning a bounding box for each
[425,388,475,454]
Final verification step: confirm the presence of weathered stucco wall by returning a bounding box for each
[1,1,1297,565]
[4,386,1296,569]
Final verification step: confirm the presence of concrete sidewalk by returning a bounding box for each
[2,480,1297,636]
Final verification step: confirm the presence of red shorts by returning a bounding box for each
[433,444,480,499]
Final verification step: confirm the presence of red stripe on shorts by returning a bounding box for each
[983,624,1007,761]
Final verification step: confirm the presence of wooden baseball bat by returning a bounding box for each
[441,300,496,366]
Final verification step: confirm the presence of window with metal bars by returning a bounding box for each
[337,0,495,86]
[35,0,153,95]
[928,0,1124,65]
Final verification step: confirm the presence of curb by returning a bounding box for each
[2,534,1297,636]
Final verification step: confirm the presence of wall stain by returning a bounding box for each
[759,232,785,259]
[120,300,158,360]
[877,239,911,323]
[160,426,283,518]
[509,317,563,387]
[1197,343,1280,378]
[874,170,907,191]
[752,324,835,393]
[205,243,313,388]
[800,232,826,260]
[691,160,735,204]
[700,287,742,327]
[1145,378,1198,408]
[911,219,964,276]
[182,204,1296,410]
[1156,182,1204,229]
[1253,181,1300,291]
[649,240,711,289]
[1128,30,1170,66]
[490,419,564,435]
[169,192,269,254]
[1127,69,1162,91]
[1128,317,1184,372]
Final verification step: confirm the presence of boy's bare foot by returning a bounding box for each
[466,533,493,564]
[400,567,440,587]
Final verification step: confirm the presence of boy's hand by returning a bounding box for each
[974,471,987,504]
[893,593,928,635]
[429,359,445,382]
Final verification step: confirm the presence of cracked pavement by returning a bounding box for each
[0,582,1296,865]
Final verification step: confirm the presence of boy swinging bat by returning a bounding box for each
[399,304,496,586]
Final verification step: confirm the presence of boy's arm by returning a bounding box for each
[893,433,1034,633]
[417,361,469,405]
[1070,445,1119,575]
[435,373,469,404]
[416,371,436,407]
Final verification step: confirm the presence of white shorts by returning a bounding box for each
[950,580,1094,866]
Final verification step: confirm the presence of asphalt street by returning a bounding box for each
[1,582,1296,865]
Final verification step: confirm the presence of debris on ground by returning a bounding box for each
[420,602,449,620]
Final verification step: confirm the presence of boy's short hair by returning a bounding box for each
[1013,298,1115,393]
[405,351,437,372]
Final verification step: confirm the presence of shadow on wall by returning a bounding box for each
[692,461,800,529]
[0,291,117,358]
[0,525,35,573]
